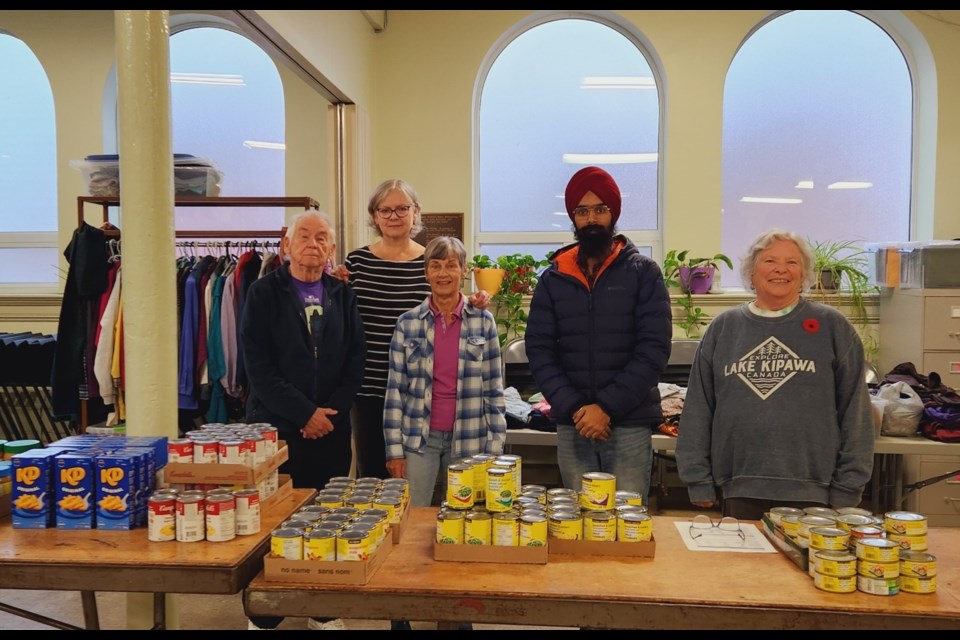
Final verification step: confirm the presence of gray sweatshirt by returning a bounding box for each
[676,299,874,507]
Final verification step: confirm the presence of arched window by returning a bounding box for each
[170,25,285,231]
[477,15,662,262]
[721,10,912,288]
[0,31,58,287]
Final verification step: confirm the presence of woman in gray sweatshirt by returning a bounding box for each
[676,229,874,520]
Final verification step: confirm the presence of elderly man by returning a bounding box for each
[240,211,364,631]
[525,166,672,501]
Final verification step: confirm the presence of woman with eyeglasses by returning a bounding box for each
[340,180,490,485]
[675,229,874,521]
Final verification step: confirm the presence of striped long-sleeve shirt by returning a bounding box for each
[345,247,432,397]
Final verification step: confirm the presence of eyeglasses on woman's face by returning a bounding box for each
[572,204,611,219]
[375,204,416,219]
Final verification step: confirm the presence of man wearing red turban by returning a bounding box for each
[525,166,672,501]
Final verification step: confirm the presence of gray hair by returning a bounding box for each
[285,210,336,240]
[739,228,816,293]
[423,236,467,272]
[366,178,424,237]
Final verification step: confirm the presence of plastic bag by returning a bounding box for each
[876,381,924,437]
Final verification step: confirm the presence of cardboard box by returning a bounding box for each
[391,504,410,543]
[548,537,656,558]
[761,515,809,571]
[433,541,548,564]
[162,444,288,485]
[263,533,393,585]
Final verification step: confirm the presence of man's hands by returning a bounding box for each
[301,407,338,439]
[574,403,611,441]
[386,458,406,479]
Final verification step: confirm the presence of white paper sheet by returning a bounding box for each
[674,520,778,553]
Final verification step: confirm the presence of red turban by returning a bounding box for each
[564,166,621,224]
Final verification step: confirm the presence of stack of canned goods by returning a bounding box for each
[167,422,281,499]
[270,476,406,561]
[436,456,546,547]
[147,486,261,542]
[542,473,652,543]
[767,505,937,596]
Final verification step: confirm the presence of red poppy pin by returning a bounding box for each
[803,318,820,333]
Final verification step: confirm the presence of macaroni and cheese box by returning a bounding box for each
[96,453,137,530]
[55,453,97,530]
[11,449,59,529]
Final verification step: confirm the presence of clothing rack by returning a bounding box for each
[73,195,319,430]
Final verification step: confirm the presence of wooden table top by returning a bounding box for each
[244,507,960,629]
[0,488,314,594]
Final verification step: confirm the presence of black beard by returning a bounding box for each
[575,223,614,259]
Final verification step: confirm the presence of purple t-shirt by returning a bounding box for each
[291,275,324,333]
[429,295,464,432]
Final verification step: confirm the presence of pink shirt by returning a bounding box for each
[428,294,464,432]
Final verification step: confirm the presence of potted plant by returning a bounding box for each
[807,238,878,352]
[468,252,550,345]
[467,254,506,296]
[661,250,733,338]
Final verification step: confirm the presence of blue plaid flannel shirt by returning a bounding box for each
[384,297,506,460]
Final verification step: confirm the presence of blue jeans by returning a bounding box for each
[556,424,653,501]
[405,430,465,507]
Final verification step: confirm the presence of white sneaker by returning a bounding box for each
[307,618,348,630]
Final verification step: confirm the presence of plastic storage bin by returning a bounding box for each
[70,154,223,197]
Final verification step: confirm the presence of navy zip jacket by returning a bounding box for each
[525,236,672,427]
[240,261,366,438]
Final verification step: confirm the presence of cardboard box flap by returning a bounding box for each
[264,534,393,585]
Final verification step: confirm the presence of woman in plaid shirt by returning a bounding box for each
[384,236,507,507]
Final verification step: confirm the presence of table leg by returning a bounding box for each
[151,593,166,630]
[893,454,904,510]
[871,454,882,514]
[80,590,100,630]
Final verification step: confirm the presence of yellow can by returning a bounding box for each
[446,463,475,509]
[856,574,900,596]
[768,506,804,527]
[884,511,927,536]
[492,512,519,546]
[375,492,404,524]
[583,510,617,541]
[336,529,371,561]
[519,513,548,547]
[858,559,899,579]
[809,526,851,551]
[810,550,857,578]
[485,467,515,512]
[436,509,465,544]
[580,472,616,511]
[548,511,583,540]
[464,509,492,545]
[813,572,857,593]
[614,490,643,508]
[303,529,336,561]
[470,455,496,504]
[496,454,522,490]
[855,538,900,563]
[355,516,386,547]
[780,515,800,539]
[887,532,928,551]
[900,575,937,594]
[617,512,653,542]
[834,514,874,532]
[270,528,303,560]
[900,551,937,578]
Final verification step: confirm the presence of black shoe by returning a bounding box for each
[390,620,412,631]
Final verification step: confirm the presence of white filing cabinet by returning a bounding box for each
[880,288,960,526]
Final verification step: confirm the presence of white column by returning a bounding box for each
[115,9,180,630]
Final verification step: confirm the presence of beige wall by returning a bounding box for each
[365,10,960,254]
[3,10,960,335]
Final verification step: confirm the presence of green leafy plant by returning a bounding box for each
[469,253,550,345]
[661,249,733,338]
[807,238,879,360]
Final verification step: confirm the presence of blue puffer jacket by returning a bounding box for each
[525,236,672,428]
